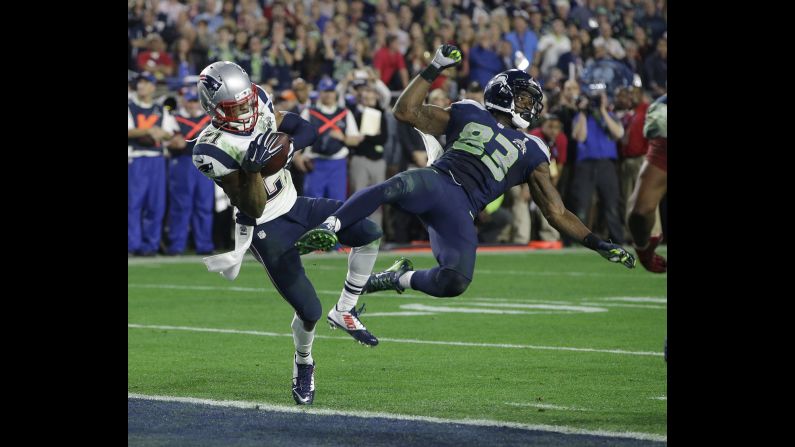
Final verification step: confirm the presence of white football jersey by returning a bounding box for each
[192,86,296,225]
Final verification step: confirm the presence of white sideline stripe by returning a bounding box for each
[580,302,666,310]
[127,393,666,442]
[399,304,565,315]
[650,396,667,401]
[505,402,591,411]
[463,303,608,313]
[127,324,663,357]
[359,311,436,317]
[602,297,667,304]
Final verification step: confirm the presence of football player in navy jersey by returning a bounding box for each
[297,45,635,298]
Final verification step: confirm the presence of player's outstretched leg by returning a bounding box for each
[362,257,415,294]
[327,233,382,346]
[296,170,438,254]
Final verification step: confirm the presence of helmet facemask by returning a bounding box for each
[511,81,544,129]
[212,83,259,133]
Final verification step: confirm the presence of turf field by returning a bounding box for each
[128,248,667,445]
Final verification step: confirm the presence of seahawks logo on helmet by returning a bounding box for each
[490,74,510,96]
[200,74,222,95]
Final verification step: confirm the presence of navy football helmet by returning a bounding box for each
[483,69,544,129]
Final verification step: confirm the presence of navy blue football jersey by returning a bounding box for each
[432,100,551,211]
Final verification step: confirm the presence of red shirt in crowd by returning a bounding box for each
[529,128,567,166]
[619,102,650,158]
[137,51,175,73]
[373,46,406,85]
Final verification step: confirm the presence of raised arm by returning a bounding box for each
[392,44,463,136]
[528,163,635,268]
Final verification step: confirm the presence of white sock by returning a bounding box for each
[323,216,341,232]
[337,238,379,311]
[398,270,415,290]
[291,313,315,365]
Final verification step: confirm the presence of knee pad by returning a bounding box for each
[338,218,383,247]
[382,175,410,201]
[294,299,322,326]
[435,268,471,297]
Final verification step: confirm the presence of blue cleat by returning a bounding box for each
[291,354,315,405]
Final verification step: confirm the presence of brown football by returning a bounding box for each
[260,132,291,176]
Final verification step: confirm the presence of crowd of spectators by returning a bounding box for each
[128,0,667,254]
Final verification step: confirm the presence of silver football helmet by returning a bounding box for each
[197,61,258,133]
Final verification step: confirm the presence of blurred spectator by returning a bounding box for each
[165,91,214,255]
[385,12,411,55]
[570,88,625,243]
[554,0,571,21]
[504,10,538,66]
[291,78,313,115]
[569,0,598,30]
[613,6,638,43]
[193,0,224,33]
[637,0,667,42]
[593,21,626,60]
[302,78,362,201]
[137,34,175,78]
[173,37,201,80]
[536,18,571,77]
[374,35,409,91]
[349,83,389,228]
[264,22,295,91]
[295,30,332,85]
[128,73,179,256]
[208,25,236,63]
[468,27,507,89]
[237,36,267,84]
[528,113,568,241]
[621,40,642,75]
[130,8,165,60]
[158,0,187,25]
[527,5,544,36]
[643,33,667,98]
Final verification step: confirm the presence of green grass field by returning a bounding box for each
[128,248,667,437]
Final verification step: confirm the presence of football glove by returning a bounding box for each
[430,44,463,70]
[241,132,283,173]
[596,240,637,269]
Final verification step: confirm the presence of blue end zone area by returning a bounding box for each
[128,398,666,447]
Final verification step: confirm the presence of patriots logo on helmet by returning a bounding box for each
[200,74,222,94]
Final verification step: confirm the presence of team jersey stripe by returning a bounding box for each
[193,143,240,170]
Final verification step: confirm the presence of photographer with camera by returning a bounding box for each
[569,85,626,244]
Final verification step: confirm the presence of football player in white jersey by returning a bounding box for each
[192,62,384,405]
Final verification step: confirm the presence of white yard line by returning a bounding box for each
[127,323,664,357]
[127,393,666,442]
[601,297,667,304]
[505,402,591,411]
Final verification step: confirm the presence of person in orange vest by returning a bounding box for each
[128,72,179,256]
[165,90,215,255]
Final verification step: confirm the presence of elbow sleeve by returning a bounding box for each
[278,112,318,150]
